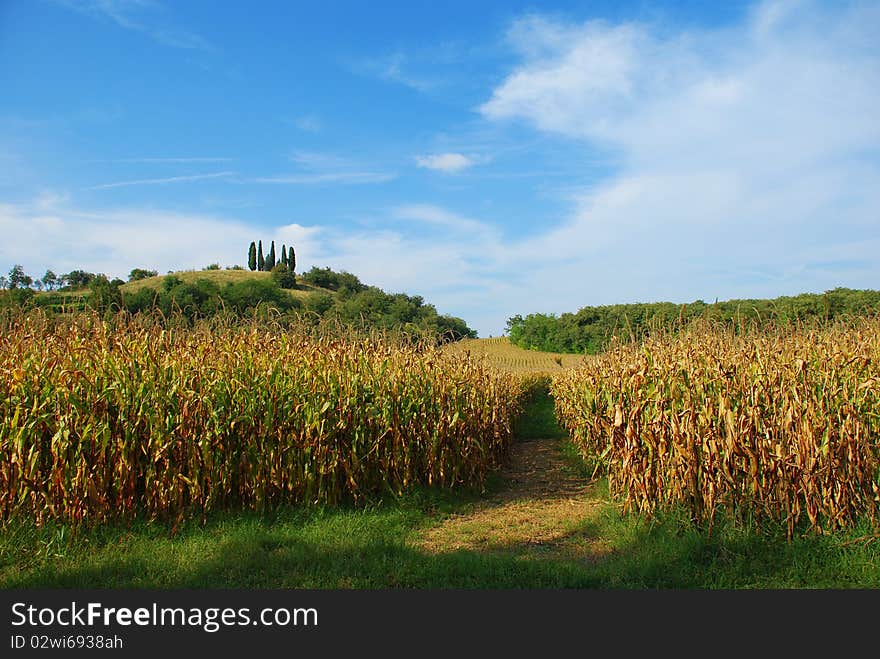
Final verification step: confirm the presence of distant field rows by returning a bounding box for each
[444,337,586,373]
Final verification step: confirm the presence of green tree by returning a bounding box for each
[129,268,158,282]
[281,244,287,268]
[63,270,95,289]
[248,242,257,271]
[302,266,363,292]
[258,240,265,271]
[289,245,296,273]
[8,264,31,289]
[88,275,123,313]
[267,241,276,270]
[42,269,58,291]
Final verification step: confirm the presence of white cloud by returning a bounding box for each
[482,3,880,163]
[390,204,499,243]
[415,153,475,173]
[0,199,341,283]
[472,0,880,327]
[0,200,255,277]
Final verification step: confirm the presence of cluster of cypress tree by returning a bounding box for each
[248,240,296,273]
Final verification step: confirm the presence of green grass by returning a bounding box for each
[32,269,333,307]
[121,269,269,292]
[2,492,877,589]
[2,388,877,589]
[513,384,568,440]
[120,269,328,300]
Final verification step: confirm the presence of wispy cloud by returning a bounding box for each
[291,115,322,133]
[53,0,213,50]
[93,157,232,164]
[250,172,396,185]
[250,150,396,186]
[288,151,353,170]
[356,52,436,93]
[391,204,496,237]
[86,171,234,189]
[381,53,434,92]
[415,153,476,173]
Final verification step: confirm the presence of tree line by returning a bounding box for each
[0,265,112,292]
[1,264,169,293]
[507,288,880,354]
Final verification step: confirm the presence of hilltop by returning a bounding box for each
[6,265,477,342]
[120,268,326,301]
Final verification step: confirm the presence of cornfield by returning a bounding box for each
[552,319,880,535]
[0,310,525,525]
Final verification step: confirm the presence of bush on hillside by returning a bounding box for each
[129,268,158,282]
[271,263,297,289]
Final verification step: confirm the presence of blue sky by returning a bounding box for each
[1,0,878,336]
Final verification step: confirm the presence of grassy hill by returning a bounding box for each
[23,266,477,340]
[123,268,266,291]
[26,268,328,312]
[120,268,329,302]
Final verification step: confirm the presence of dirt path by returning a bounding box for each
[415,438,610,561]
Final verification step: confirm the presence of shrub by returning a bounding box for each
[271,263,297,289]
[129,268,158,282]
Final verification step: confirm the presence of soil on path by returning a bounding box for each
[415,438,611,562]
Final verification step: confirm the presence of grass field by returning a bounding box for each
[121,268,265,291]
